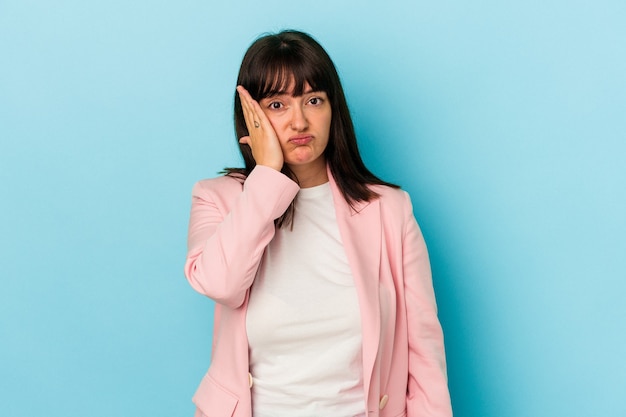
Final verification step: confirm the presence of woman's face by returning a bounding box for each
[258,82,331,177]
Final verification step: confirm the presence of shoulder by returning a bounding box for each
[369,184,412,210]
[366,185,428,251]
[192,174,244,199]
[368,184,418,232]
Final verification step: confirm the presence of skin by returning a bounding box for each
[237,83,332,188]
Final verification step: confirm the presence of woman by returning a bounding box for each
[184,30,452,417]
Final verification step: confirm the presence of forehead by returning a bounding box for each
[257,64,325,98]
[264,80,316,97]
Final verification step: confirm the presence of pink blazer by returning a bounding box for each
[185,165,452,417]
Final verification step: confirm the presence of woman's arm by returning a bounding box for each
[184,166,299,308]
[402,192,453,416]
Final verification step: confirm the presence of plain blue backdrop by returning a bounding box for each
[1,0,625,416]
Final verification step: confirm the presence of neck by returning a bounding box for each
[288,159,328,188]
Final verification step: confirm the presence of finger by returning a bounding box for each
[237,88,256,131]
[239,135,250,145]
[236,85,252,101]
[237,87,256,129]
[237,86,257,119]
[237,86,264,130]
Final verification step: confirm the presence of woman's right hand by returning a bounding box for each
[237,86,284,171]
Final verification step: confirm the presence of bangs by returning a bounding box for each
[251,52,330,99]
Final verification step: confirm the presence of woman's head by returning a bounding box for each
[234,30,357,176]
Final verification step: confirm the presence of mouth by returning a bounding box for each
[289,135,313,146]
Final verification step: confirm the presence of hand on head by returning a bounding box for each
[237,86,284,171]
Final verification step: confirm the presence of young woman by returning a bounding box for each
[184,30,452,417]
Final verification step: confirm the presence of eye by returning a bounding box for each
[267,101,283,110]
[308,96,323,105]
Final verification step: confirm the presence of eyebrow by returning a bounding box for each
[264,88,320,98]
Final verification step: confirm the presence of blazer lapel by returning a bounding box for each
[327,167,381,402]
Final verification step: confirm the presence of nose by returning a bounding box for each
[290,105,309,131]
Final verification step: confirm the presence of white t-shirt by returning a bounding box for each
[246,182,365,417]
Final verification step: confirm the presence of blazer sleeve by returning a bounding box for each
[401,192,453,416]
[184,165,300,309]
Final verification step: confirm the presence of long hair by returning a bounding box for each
[225,30,398,227]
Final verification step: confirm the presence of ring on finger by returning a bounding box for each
[253,121,260,128]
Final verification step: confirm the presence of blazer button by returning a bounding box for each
[248,372,254,388]
[379,394,389,410]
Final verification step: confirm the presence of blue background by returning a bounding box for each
[1,0,625,416]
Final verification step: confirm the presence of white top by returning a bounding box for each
[246,182,365,417]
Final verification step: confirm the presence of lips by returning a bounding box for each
[289,135,313,146]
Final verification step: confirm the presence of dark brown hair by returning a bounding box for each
[226,30,398,227]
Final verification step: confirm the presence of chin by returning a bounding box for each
[287,154,317,165]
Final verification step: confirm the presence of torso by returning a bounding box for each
[246,182,365,416]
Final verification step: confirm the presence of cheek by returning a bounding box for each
[323,116,332,137]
